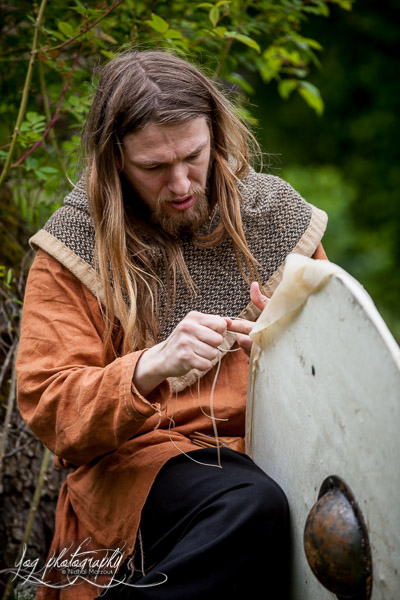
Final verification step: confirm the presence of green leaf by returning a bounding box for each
[26,157,39,171]
[28,131,44,141]
[26,112,46,124]
[234,106,258,126]
[298,81,324,115]
[100,50,118,60]
[35,169,51,181]
[298,80,321,96]
[335,0,353,10]
[209,6,220,27]
[99,31,118,44]
[6,269,12,286]
[71,5,87,16]
[226,73,255,95]
[165,29,184,40]
[287,34,323,52]
[278,79,298,100]
[195,3,214,8]
[291,68,308,79]
[45,28,66,41]
[58,21,75,38]
[215,26,227,36]
[166,39,189,51]
[224,31,261,53]
[216,0,231,6]
[258,60,280,83]
[147,13,169,34]
[302,4,330,16]
[39,166,59,174]
[67,96,80,107]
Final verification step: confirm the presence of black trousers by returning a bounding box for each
[100,448,290,599]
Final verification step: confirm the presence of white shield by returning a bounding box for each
[246,255,400,600]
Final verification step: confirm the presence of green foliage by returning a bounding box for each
[18,112,47,147]
[250,0,399,341]
[282,165,359,268]
[282,163,400,341]
[0,0,352,237]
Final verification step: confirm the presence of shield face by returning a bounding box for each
[246,260,400,600]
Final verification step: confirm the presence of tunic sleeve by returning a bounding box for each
[16,250,171,466]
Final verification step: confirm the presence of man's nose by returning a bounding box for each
[167,164,191,196]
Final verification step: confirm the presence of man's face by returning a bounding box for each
[122,117,212,235]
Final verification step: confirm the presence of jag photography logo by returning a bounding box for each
[1,538,168,591]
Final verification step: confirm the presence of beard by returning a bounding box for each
[150,184,210,237]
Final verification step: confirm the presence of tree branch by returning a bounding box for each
[41,0,126,53]
[37,61,69,184]
[11,46,82,169]
[0,0,48,188]
[0,339,18,493]
[2,446,51,600]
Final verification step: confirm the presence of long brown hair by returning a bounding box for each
[82,50,261,358]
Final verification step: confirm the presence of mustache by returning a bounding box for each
[157,184,206,204]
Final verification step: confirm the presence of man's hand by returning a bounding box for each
[133,284,269,396]
[227,282,269,355]
[156,311,229,376]
[133,311,229,396]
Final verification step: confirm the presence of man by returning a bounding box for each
[16,50,327,599]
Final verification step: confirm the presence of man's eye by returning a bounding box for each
[188,153,200,161]
[144,164,161,171]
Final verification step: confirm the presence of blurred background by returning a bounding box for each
[0,1,399,594]
[252,0,400,340]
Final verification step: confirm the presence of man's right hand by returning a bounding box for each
[133,311,229,397]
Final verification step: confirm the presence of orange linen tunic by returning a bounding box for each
[16,245,327,600]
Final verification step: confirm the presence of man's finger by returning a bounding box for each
[226,318,254,336]
[187,311,228,335]
[235,333,253,356]
[250,282,269,311]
